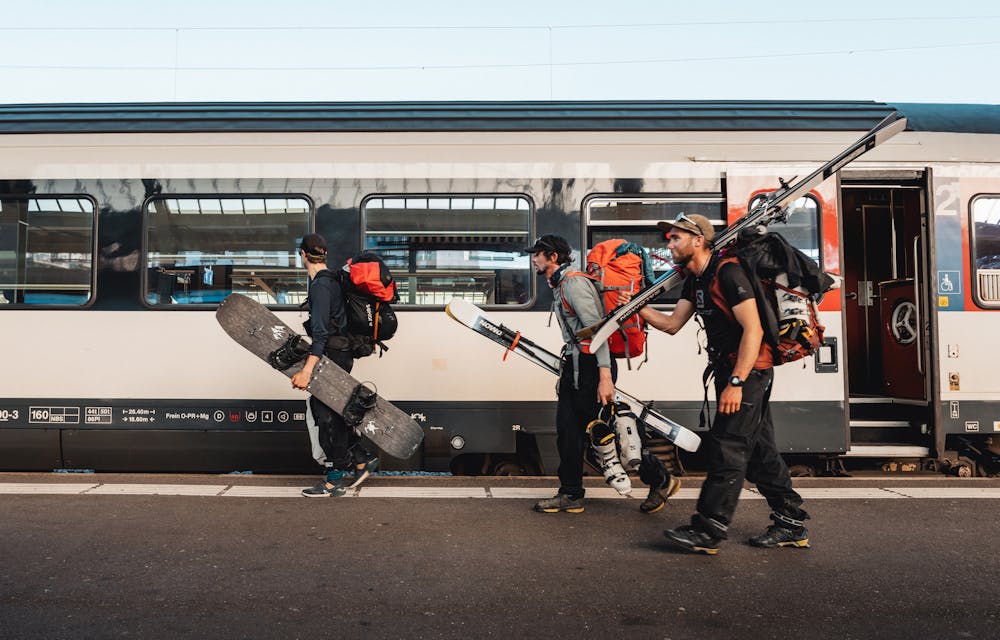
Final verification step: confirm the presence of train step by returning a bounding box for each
[849,420,913,428]
[843,445,931,458]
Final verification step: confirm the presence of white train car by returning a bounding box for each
[1,101,998,475]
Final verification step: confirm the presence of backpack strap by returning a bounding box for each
[557,271,601,352]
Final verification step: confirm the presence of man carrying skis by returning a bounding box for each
[526,234,678,513]
[292,233,379,497]
[629,213,810,553]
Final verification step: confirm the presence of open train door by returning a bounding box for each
[839,174,934,461]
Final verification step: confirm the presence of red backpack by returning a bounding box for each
[561,239,652,366]
[336,253,399,356]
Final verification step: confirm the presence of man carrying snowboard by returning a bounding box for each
[525,235,678,513]
[291,234,379,497]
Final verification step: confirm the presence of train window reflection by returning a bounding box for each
[143,195,311,306]
[747,194,821,263]
[361,195,532,306]
[971,196,1000,306]
[0,196,95,306]
[585,196,725,305]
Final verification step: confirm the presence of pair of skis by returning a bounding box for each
[577,112,908,349]
[445,298,702,452]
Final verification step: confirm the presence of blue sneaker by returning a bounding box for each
[301,479,348,498]
[348,456,380,489]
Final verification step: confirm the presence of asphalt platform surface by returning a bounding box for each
[2,473,999,640]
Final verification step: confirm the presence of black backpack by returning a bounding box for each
[334,253,399,357]
[730,228,836,365]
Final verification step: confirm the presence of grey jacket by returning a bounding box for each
[550,264,611,369]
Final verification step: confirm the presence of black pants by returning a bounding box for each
[310,350,359,471]
[556,354,617,499]
[695,366,807,538]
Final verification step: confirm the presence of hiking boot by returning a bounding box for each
[640,476,681,514]
[663,525,720,555]
[748,524,811,549]
[301,479,348,498]
[348,455,380,489]
[533,493,585,513]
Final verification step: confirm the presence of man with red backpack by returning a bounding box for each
[291,234,380,497]
[525,234,678,514]
[632,213,810,554]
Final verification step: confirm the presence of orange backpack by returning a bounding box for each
[561,239,652,365]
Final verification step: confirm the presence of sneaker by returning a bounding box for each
[348,456,380,489]
[663,525,720,555]
[640,476,681,514]
[301,479,348,498]
[533,493,585,513]
[748,525,810,549]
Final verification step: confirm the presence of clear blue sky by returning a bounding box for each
[2,0,998,104]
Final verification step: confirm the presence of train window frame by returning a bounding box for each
[746,192,824,268]
[969,194,1000,309]
[140,193,315,310]
[0,194,99,309]
[582,193,727,307]
[359,193,535,309]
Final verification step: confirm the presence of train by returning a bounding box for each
[1,100,998,476]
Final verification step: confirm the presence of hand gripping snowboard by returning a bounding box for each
[445,298,701,452]
[216,293,423,460]
[579,111,908,349]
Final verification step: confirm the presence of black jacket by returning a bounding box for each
[305,269,348,357]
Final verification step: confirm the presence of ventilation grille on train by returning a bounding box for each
[979,269,1000,302]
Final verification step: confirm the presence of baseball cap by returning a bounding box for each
[523,234,571,256]
[656,213,715,242]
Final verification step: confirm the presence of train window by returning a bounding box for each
[0,196,95,306]
[971,196,1000,306]
[584,196,725,305]
[361,195,532,306]
[747,194,821,264]
[143,195,311,306]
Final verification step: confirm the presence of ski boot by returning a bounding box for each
[611,401,642,471]
[586,415,631,496]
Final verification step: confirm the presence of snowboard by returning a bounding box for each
[216,293,423,460]
[579,111,908,348]
[445,298,701,452]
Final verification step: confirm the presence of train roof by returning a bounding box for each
[0,100,998,135]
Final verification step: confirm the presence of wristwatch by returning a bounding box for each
[728,375,744,387]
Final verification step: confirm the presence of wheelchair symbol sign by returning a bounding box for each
[937,271,961,295]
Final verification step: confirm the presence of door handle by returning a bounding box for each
[913,235,923,375]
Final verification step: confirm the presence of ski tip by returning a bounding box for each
[444,297,474,322]
[675,431,702,453]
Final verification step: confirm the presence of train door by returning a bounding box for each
[840,179,934,460]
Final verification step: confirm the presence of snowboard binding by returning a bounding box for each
[586,409,632,496]
[267,334,310,371]
[343,382,379,429]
